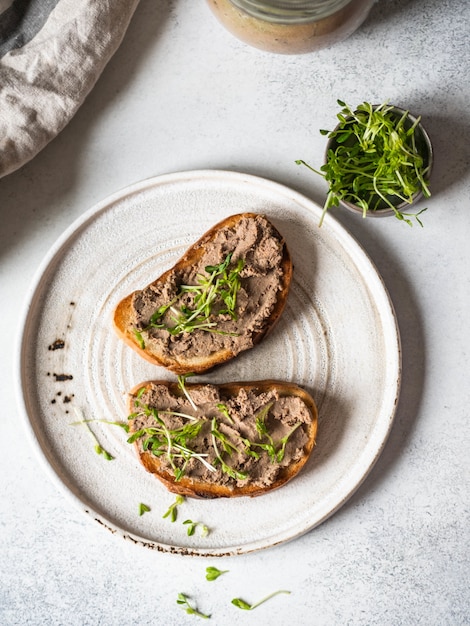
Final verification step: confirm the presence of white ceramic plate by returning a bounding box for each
[16,170,401,556]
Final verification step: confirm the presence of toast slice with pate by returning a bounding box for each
[113,213,292,374]
[126,379,318,499]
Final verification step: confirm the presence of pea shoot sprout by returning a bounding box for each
[183,519,210,537]
[177,593,210,619]
[205,567,229,581]
[162,495,185,522]
[232,589,291,611]
[71,407,115,460]
[138,503,150,516]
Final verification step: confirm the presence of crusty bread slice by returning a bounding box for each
[127,379,318,499]
[113,213,292,374]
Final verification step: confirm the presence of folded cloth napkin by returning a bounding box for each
[0,0,139,178]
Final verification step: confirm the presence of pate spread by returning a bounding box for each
[129,382,314,489]
[131,214,286,361]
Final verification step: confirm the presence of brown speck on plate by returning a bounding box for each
[48,339,65,351]
[53,373,73,382]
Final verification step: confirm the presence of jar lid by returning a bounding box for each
[229,0,353,23]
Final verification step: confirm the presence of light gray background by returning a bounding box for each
[1,1,469,624]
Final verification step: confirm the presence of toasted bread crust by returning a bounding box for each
[113,213,292,374]
[127,379,317,499]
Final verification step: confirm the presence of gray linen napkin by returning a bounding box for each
[0,0,139,178]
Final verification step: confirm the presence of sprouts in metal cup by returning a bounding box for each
[324,104,433,220]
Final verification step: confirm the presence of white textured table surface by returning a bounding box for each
[1,1,469,625]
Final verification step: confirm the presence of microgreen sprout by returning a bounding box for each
[132,328,145,349]
[162,495,185,522]
[138,502,150,516]
[251,404,301,463]
[159,410,198,422]
[183,519,210,537]
[70,417,129,433]
[136,252,244,344]
[231,589,291,611]
[177,593,210,619]
[211,417,248,481]
[136,386,146,399]
[276,423,302,463]
[241,437,260,460]
[178,373,199,412]
[297,99,431,227]
[72,408,115,460]
[94,445,114,461]
[205,566,229,581]
[254,403,276,461]
[216,403,234,424]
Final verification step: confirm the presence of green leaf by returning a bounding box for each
[216,403,234,424]
[138,502,150,516]
[231,598,252,610]
[205,251,232,274]
[183,520,196,536]
[205,566,229,581]
[162,495,185,522]
[132,328,145,349]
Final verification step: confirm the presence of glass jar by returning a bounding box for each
[207,0,375,54]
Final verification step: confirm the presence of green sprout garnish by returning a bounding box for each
[211,417,248,481]
[275,423,302,462]
[128,391,302,484]
[94,445,114,461]
[216,402,234,424]
[205,566,229,581]
[183,519,210,537]
[128,410,215,482]
[232,590,291,611]
[178,373,199,412]
[72,408,115,461]
[135,252,244,345]
[241,437,260,460]
[136,386,146,399]
[132,328,145,349]
[254,403,276,462]
[177,593,210,619]
[297,99,431,227]
[251,403,301,463]
[128,382,215,482]
[162,495,185,522]
[138,502,150,516]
